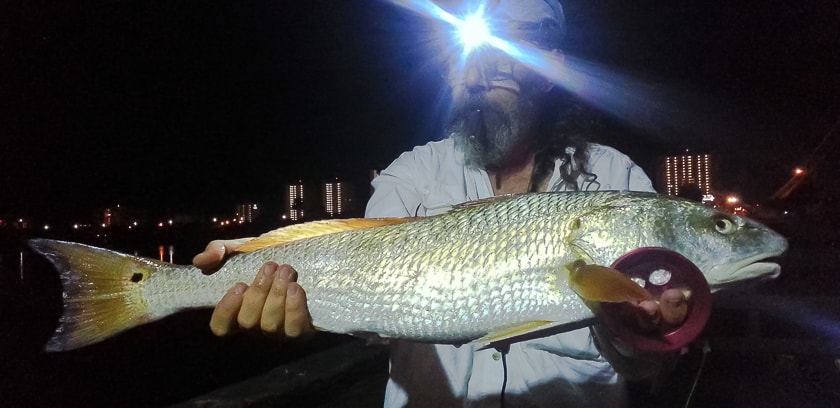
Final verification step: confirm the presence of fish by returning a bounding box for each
[29,191,788,352]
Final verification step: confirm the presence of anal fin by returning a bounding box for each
[472,319,597,350]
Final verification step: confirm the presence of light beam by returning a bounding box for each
[382,0,731,143]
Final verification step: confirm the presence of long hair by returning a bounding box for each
[528,91,598,192]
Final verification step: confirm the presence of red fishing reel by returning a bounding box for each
[599,247,712,354]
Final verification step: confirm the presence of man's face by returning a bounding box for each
[446,49,544,170]
[438,0,559,169]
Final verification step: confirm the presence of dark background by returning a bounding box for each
[2,1,840,406]
[2,0,839,222]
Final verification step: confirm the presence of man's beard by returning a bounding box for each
[447,96,529,170]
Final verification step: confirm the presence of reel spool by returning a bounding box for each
[599,247,712,353]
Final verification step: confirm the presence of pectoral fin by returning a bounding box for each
[568,260,653,303]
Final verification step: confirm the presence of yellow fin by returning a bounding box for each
[234,218,415,253]
[475,321,554,344]
[568,260,653,303]
[472,319,597,350]
[28,239,158,351]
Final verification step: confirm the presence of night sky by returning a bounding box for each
[2,0,839,222]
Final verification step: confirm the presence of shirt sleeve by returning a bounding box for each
[627,161,655,193]
[365,149,429,218]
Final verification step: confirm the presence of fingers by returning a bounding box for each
[633,300,661,332]
[659,289,688,326]
[193,238,252,274]
[210,282,247,336]
[259,264,314,338]
[625,289,688,334]
[283,282,314,338]
[259,264,292,334]
[237,262,280,329]
[209,263,314,340]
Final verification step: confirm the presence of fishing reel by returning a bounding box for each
[599,247,712,354]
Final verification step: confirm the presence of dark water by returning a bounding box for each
[2,217,839,407]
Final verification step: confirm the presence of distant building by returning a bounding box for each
[285,181,307,222]
[103,205,127,227]
[660,152,714,202]
[235,203,261,223]
[322,179,356,217]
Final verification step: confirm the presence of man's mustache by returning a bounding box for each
[464,109,486,145]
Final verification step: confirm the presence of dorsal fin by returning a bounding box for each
[234,218,415,253]
[452,194,522,210]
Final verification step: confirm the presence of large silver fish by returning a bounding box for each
[30,191,787,352]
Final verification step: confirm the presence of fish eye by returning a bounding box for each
[714,216,736,234]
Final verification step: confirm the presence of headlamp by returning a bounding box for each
[450,9,563,58]
[454,8,494,54]
[385,0,567,84]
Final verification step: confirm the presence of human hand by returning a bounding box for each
[193,238,254,274]
[208,262,315,338]
[593,288,688,380]
[629,288,688,333]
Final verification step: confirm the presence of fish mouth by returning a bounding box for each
[706,252,784,291]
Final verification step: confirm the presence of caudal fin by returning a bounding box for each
[29,239,159,352]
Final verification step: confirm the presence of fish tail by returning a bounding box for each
[29,239,159,352]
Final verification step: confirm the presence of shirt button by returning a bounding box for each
[491,352,501,361]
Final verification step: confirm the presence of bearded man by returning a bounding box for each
[194,1,687,406]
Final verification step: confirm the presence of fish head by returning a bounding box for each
[662,202,788,291]
[569,193,789,291]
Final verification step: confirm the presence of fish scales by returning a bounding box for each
[285,193,586,341]
[31,191,788,351]
[142,193,586,341]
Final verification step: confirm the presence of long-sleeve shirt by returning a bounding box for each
[365,138,655,407]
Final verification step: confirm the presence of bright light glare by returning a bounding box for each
[456,9,491,53]
[383,0,725,143]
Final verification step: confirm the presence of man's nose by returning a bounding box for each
[463,59,489,96]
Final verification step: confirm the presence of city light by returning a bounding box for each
[1,180,360,238]
[663,153,712,198]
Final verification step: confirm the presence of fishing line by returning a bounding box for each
[683,339,710,408]
[497,344,510,407]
